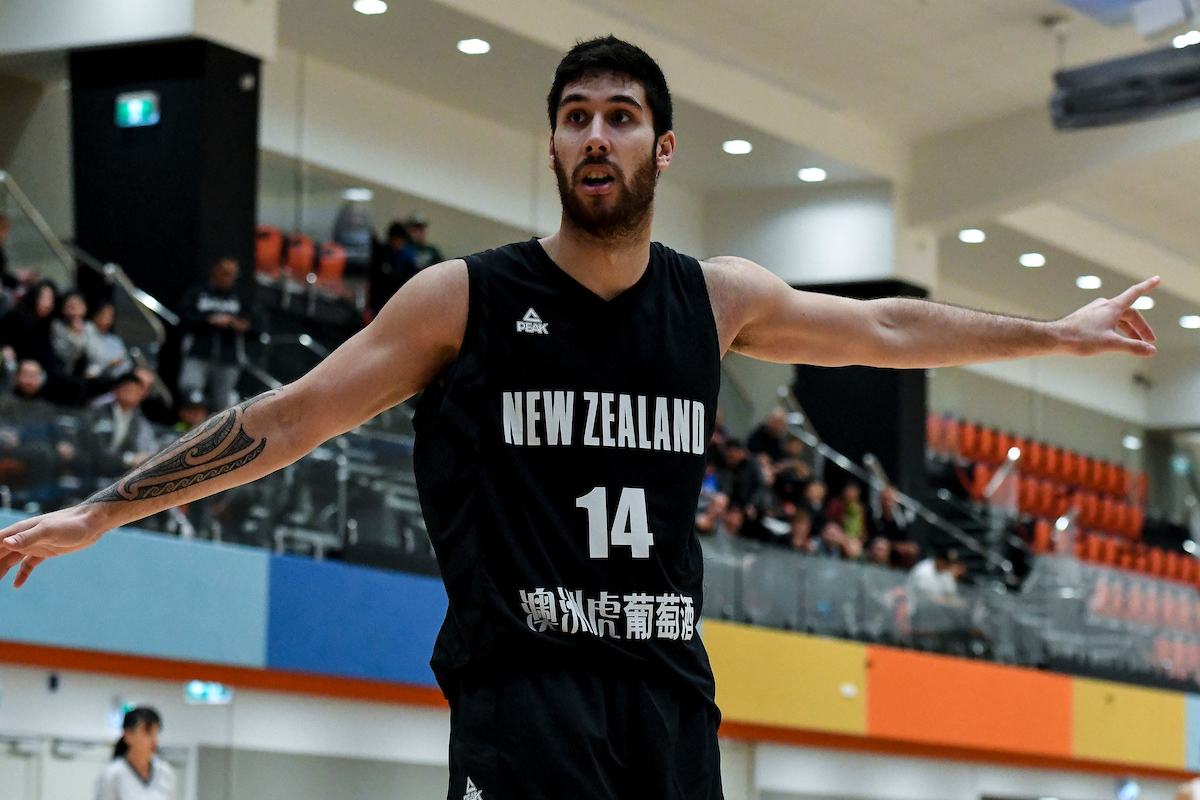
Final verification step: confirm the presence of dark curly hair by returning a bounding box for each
[547,36,673,139]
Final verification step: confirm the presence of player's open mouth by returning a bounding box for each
[581,175,614,187]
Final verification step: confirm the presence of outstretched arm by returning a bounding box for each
[0,260,469,586]
[703,256,1159,367]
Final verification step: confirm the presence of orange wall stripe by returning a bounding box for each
[719,721,1197,782]
[0,640,448,708]
[865,645,1073,758]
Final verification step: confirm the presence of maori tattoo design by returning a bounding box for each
[85,392,277,504]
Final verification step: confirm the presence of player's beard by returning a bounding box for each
[555,146,658,242]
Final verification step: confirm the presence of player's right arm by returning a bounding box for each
[0,260,469,587]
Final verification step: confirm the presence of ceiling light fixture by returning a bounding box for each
[1174,30,1200,48]
[1122,435,1143,451]
[798,167,827,182]
[342,188,374,202]
[722,139,753,155]
[352,0,387,14]
[1019,252,1046,267]
[1076,275,1102,290]
[958,228,985,244]
[1132,296,1154,310]
[1181,315,1200,329]
[457,38,491,55]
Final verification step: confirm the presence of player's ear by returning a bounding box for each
[548,133,557,170]
[655,131,675,172]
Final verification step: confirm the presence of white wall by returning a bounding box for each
[260,47,704,252]
[0,0,276,60]
[703,183,895,284]
[4,78,73,238]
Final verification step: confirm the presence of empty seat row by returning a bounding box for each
[1033,519,1190,585]
[969,464,1144,539]
[256,225,347,285]
[931,414,1146,504]
[1090,573,1200,632]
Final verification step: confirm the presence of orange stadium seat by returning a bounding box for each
[1183,557,1197,585]
[256,225,284,276]
[996,431,1013,462]
[926,414,941,453]
[1128,506,1145,540]
[1059,451,1077,486]
[1100,497,1118,532]
[1102,536,1120,566]
[1084,532,1103,563]
[941,417,959,456]
[1044,447,1062,482]
[286,233,316,280]
[978,427,997,463]
[317,242,347,284]
[1166,551,1181,581]
[1027,441,1045,476]
[1032,519,1053,554]
[959,421,980,460]
[1018,476,1037,515]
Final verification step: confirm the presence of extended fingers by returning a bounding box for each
[1110,329,1156,357]
[0,517,38,550]
[1113,276,1161,310]
[1121,308,1156,343]
[12,556,44,589]
[0,549,24,582]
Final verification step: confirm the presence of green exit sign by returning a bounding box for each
[115,91,160,128]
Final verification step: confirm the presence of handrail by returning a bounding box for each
[0,171,76,275]
[777,387,1015,580]
[67,245,177,336]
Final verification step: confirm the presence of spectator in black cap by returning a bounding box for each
[369,221,418,318]
[405,212,444,271]
[173,390,210,434]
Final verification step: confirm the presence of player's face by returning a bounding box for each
[551,74,674,240]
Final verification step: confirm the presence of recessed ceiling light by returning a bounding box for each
[457,38,491,55]
[352,0,387,14]
[722,139,752,155]
[1186,540,1198,554]
[958,228,985,244]
[1174,30,1200,48]
[1132,296,1154,310]
[1181,315,1200,329]
[1076,275,1102,290]
[342,188,373,201]
[798,167,827,182]
[1019,252,1045,268]
[1122,434,1142,451]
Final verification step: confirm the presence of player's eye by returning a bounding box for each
[566,110,587,124]
[612,111,632,124]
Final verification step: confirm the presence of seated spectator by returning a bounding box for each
[178,258,251,411]
[5,357,82,407]
[787,507,818,553]
[85,300,133,383]
[85,371,158,479]
[827,481,867,547]
[332,199,376,277]
[865,536,893,567]
[872,484,920,567]
[717,504,745,539]
[773,435,811,505]
[172,390,210,434]
[0,359,79,487]
[718,439,764,509]
[799,479,828,536]
[907,548,971,649]
[1,280,60,371]
[747,407,788,461]
[405,212,445,271]
[50,290,100,379]
[695,491,729,537]
[369,221,418,317]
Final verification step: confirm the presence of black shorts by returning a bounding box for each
[443,658,724,800]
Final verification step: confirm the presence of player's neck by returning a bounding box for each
[540,218,652,301]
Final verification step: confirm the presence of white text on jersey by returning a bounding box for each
[516,308,549,335]
[502,391,706,455]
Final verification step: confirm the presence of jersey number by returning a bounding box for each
[575,487,655,559]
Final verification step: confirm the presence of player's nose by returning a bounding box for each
[583,116,610,155]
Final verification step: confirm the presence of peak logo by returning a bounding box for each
[464,777,483,800]
[516,308,549,335]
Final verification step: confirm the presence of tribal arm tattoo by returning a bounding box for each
[84,391,277,505]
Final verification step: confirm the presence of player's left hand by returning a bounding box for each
[1056,276,1159,357]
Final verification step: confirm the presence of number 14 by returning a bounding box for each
[575,487,655,559]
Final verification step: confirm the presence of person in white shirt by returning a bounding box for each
[95,707,175,800]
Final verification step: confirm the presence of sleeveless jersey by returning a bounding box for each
[413,239,721,707]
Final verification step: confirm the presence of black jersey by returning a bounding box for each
[413,239,721,707]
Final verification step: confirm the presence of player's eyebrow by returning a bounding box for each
[559,93,644,110]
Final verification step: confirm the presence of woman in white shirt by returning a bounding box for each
[95,707,176,800]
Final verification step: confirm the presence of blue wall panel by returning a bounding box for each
[1186,694,1200,771]
[0,510,269,666]
[266,555,446,687]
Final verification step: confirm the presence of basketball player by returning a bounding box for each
[0,37,1159,800]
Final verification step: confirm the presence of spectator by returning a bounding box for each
[799,479,828,536]
[865,536,892,567]
[178,258,250,411]
[0,359,79,486]
[369,221,418,317]
[717,504,745,539]
[51,290,100,378]
[907,548,971,649]
[331,200,376,277]
[85,371,158,479]
[827,481,867,545]
[747,407,788,461]
[405,212,445,270]
[1,280,59,370]
[717,439,764,509]
[772,435,810,506]
[172,390,210,434]
[695,491,729,537]
[85,301,133,383]
[6,357,81,407]
[788,507,817,553]
[872,485,920,567]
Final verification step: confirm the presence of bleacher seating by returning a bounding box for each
[929,413,1188,589]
